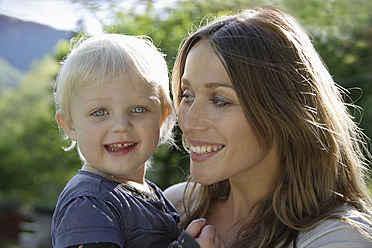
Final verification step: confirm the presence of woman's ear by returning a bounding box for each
[56,110,77,141]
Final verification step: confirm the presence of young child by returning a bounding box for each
[51,34,208,248]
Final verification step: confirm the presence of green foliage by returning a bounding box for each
[0,54,81,208]
[109,0,260,69]
[0,57,24,90]
[54,39,71,62]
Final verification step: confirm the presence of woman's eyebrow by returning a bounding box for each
[204,82,234,89]
[180,77,190,88]
[181,78,233,89]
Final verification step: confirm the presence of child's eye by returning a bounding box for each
[131,106,146,113]
[92,109,108,116]
[210,97,230,107]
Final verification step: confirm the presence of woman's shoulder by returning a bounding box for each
[163,182,189,212]
[164,181,200,213]
[296,205,372,247]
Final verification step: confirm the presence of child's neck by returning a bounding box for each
[81,164,151,193]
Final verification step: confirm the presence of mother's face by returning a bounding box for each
[178,41,277,185]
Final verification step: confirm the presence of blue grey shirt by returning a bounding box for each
[51,170,180,248]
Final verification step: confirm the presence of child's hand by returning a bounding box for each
[185,218,225,248]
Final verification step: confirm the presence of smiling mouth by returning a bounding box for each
[105,143,135,152]
[190,145,223,155]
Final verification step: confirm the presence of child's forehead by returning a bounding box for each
[83,77,159,96]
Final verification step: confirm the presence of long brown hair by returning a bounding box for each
[172,6,372,247]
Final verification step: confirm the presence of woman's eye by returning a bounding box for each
[131,106,146,113]
[211,97,229,107]
[93,109,108,116]
[179,93,195,104]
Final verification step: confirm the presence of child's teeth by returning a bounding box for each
[107,143,134,151]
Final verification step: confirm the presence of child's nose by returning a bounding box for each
[110,115,132,133]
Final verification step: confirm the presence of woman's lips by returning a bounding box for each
[188,142,224,162]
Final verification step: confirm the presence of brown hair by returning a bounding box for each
[172,6,372,247]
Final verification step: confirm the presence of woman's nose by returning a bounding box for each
[178,101,208,133]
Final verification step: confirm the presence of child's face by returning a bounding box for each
[62,79,162,183]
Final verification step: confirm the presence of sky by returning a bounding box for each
[0,0,175,35]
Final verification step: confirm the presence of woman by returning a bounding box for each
[165,6,372,247]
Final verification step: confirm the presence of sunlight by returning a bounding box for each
[82,13,103,35]
[0,0,103,34]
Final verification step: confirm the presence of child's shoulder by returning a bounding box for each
[58,170,117,202]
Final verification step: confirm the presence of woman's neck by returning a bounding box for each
[206,146,282,246]
[227,161,281,217]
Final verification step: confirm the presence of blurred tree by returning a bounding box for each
[287,0,372,144]
[0,52,80,208]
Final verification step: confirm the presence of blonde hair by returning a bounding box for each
[54,34,175,156]
[172,6,372,247]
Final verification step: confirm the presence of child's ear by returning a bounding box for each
[160,105,170,127]
[56,110,77,141]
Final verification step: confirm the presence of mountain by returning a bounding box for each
[0,15,74,73]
